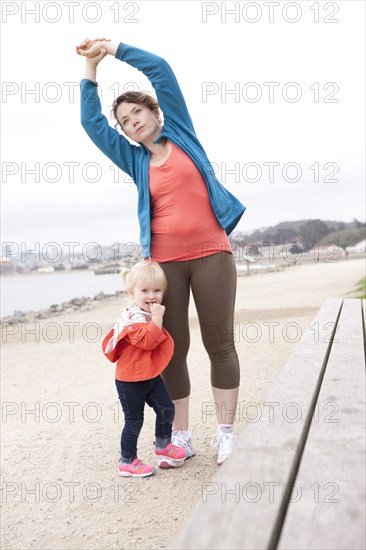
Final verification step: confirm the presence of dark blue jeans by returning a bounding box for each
[115,375,175,462]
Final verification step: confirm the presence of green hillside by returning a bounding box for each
[231,219,365,251]
[319,227,366,248]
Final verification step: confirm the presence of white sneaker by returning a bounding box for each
[171,430,196,458]
[211,430,237,465]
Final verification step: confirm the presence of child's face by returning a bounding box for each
[130,286,164,313]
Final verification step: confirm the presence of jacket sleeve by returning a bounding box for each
[115,42,196,135]
[80,79,140,179]
[123,322,168,350]
[102,328,127,363]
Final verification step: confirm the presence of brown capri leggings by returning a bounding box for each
[159,252,240,400]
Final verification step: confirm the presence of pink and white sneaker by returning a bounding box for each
[118,458,155,478]
[155,442,186,468]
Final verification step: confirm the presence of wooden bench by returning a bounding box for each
[173,298,366,550]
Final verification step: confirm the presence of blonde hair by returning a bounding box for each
[121,261,167,295]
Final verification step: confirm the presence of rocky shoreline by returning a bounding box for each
[0,263,291,326]
[1,290,127,325]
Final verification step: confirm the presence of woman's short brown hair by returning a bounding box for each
[111,91,160,127]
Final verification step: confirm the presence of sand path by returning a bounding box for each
[1,257,364,550]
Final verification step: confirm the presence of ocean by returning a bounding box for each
[1,270,124,318]
[1,262,278,318]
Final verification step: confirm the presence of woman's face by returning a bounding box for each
[116,102,161,145]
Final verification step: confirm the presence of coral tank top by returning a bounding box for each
[149,142,232,262]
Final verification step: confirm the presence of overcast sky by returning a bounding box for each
[1,0,365,253]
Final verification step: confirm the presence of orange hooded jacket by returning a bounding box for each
[102,305,174,382]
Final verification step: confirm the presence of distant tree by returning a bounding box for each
[277,228,297,244]
[299,219,330,249]
[353,218,363,229]
[319,226,366,248]
[246,228,266,243]
[337,222,345,231]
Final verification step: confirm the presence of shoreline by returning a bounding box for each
[1,256,364,324]
[0,259,286,324]
[1,255,364,324]
[0,290,127,325]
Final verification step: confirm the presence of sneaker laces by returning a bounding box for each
[211,431,237,454]
[172,434,191,453]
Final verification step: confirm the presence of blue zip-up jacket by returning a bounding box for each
[80,42,246,258]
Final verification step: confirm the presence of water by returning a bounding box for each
[1,270,124,318]
[1,263,277,318]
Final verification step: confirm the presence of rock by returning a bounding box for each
[35,310,51,320]
[13,310,25,317]
[94,292,106,301]
[49,304,63,313]
[115,290,127,297]
[70,297,84,306]
[1,315,27,324]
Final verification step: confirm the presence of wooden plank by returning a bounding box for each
[172,298,343,550]
[278,299,366,550]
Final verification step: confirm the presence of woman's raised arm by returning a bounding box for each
[76,38,117,81]
[78,39,196,136]
[114,42,196,136]
[77,38,140,178]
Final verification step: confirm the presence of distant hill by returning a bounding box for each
[319,226,366,249]
[274,220,356,232]
[231,219,365,251]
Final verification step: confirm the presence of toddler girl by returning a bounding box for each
[102,260,186,477]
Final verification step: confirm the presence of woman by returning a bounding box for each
[77,38,246,464]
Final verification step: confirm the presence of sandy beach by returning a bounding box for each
[1,257,365,550]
